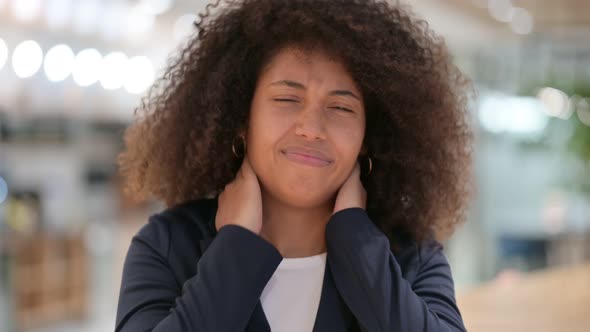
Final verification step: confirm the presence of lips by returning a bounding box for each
[281,146,333,167]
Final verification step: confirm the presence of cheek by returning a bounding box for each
[332,125,364,162]
[246,111,288,170]
[249,114,284,148]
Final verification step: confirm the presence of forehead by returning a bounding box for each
[259,47,359,89]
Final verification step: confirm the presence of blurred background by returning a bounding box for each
[0,0,589,331]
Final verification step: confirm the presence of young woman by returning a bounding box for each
[116,0,473,331]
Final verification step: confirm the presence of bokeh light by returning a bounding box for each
[538,87,571,119]
[488,0,514,23]
[43,44,75,82]
[100,52,128,90]
[124,56,155,94]
[12,40,43,78]
[72,48,102,87]
[479,95,548,135]
[510,7,534,35]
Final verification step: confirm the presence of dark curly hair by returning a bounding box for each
[118,0,474,244]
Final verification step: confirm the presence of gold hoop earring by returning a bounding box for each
[366,156,372,176]
[232,135,246,158]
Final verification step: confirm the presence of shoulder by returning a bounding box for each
[133,197,218,259]
[393,231,447,283]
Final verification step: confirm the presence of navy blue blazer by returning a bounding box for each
[115,197,466,331]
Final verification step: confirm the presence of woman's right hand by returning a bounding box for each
[215,155,263,235]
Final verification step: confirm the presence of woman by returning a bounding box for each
[116,0,473,331]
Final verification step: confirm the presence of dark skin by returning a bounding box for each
[215,47,367,258]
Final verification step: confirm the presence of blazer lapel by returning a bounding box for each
[312,255,356,332]
[246,301,271,332]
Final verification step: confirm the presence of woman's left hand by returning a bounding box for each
[333,161,367,214]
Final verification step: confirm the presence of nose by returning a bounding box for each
[294,105,327,140]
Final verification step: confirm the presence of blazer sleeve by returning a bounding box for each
[325,208,466,332]
[115,216,282,332]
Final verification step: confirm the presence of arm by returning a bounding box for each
[325,208,466,332]
[115,217,282,332]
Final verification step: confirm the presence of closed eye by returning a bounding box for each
[274,99,353,113]
[330,106,353,113]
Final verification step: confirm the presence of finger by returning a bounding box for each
[236,156,249,181]
[351,161,361,177]
[240,155,255,178]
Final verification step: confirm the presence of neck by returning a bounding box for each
[259,190,334,258]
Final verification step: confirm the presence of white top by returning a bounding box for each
[260,251,327,332]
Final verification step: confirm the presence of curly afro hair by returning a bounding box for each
[118,0,474,244]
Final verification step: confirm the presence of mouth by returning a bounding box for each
[280,147,333,168]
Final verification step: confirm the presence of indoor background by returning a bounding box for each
[1,0,589,331]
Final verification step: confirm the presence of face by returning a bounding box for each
[246,46,366,209]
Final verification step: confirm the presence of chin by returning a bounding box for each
[275,184,336,209]
[257,167,338,209]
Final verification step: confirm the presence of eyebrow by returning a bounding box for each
[268,80,361,101]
